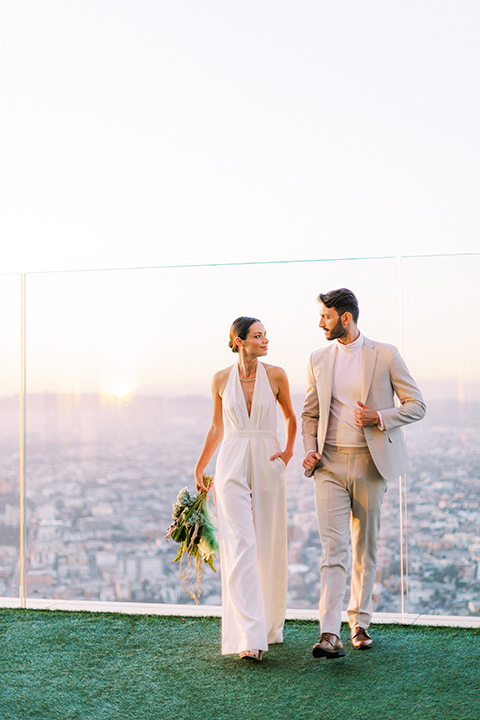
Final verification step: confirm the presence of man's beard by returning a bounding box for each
[326,317,347,341]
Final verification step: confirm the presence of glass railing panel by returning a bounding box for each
[401,253,480,617]
[24,259,403,609]
[0,274,22,601]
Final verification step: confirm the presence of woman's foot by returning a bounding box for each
[238,649,263,662]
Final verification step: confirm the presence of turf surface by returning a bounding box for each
[1,609,479,720]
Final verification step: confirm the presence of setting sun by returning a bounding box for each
[111,380,131,398]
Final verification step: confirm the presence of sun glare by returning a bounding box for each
[111,380,131,398]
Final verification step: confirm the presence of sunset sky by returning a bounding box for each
[0,254,478,400]
[0,2,479,399]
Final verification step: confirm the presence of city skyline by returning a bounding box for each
[1,392,479,616]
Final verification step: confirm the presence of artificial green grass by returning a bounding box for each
[0,609,479,720]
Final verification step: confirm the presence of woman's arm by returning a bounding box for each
[194,373,225,492]
[268,366,297,466]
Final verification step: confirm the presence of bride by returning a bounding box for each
[195,316,296,661]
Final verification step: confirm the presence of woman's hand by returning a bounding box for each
[195,469,212,494]
[269,450,293,467]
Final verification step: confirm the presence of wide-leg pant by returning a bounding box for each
[313,444,387,636]
[215,436,287,655]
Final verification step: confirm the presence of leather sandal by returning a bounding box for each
[238,649,263,662]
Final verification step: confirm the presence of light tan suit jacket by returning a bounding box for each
[302,336,426,480]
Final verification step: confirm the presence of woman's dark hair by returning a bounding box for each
[318,288,359,323]
[229,316,261,353]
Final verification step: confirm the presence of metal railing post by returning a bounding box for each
[396,256,409,622]
[19,274,27,607]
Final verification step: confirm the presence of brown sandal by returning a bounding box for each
[238,649,263,662]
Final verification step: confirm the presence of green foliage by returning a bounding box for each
[164,476,218,602]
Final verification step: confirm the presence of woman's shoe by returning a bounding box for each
[238,649,263,662]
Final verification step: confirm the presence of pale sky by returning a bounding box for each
[1,1,479,273]
[1,2,479,400]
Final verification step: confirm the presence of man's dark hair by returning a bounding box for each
[318,288,359,323]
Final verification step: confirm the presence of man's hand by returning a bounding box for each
[354,401,380,427]
[302,451,322,472]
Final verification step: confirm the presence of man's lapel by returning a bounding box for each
[319,345,336,417]
[361,337,377,403]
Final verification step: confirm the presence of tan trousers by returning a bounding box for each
[313,444,387,636]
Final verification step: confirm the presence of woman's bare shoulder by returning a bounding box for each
[264,364,289,397]
[212,365,234,394]
[264,363,287,380]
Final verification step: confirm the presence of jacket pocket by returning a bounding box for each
[387,429,402,443]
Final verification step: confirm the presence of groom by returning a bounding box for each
[302,288,426,658]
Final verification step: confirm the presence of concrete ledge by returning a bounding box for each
[0,597,221,617]
[1,597,480,628]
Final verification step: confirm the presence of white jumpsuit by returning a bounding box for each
[215,361,287,655]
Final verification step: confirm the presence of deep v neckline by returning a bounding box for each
[237,362,260,419]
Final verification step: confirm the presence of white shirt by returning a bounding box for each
[324,333,368,447]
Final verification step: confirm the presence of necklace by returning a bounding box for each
[239,376,256,382]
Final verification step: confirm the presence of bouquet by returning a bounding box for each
[165,475,219,603]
